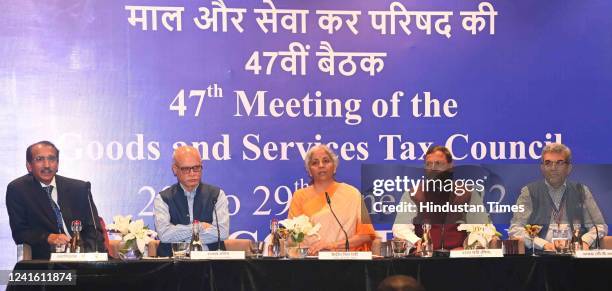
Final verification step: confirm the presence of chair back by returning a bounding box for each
[224,239,251,251]
[602,236,612,249]
[17,244,32,261]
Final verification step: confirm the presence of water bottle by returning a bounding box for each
[190,220,204,252]
[70,220,83,253]
[421,224,433,257]
[269,218,281,257]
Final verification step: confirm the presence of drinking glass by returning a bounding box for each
[552,227,570,254]
[54,243,67,253]
[249,241,265,258]
[172,242,190,259]
[528,233,537,256]
[380,242,393,258]
[391,239,407,258]
[297,247,309,258]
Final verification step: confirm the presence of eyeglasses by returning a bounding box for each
[32,156,58,163]
[425,161,449,170]
[178,165,202,174]
[542,160,568,168]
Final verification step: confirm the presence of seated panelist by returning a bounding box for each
[287,144,375,255]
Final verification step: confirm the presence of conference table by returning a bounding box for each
[8,255,612,291]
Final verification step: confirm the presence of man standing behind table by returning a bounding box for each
[154,146,229,256]
[6,141,106,259]
[509,143,607,251]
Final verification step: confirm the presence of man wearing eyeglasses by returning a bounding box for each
[154,146,229,256]
[6,141,106,259]
[509,143,607,251]
[393,146,491,254]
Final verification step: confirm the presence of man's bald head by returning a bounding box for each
[172,146,203,192]
[173,146,202,164]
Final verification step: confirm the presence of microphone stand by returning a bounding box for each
[86,182,99,253]
[434,224,450,257]
[325,192,349,251]
[434,190,450,257]
[212,198,221,250]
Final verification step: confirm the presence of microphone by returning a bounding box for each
[594,224,600,249]
[212,197,221,250]
[85,182,99,253]
[434,224,450,257]
[325,192,349,251]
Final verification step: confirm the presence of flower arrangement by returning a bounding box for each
[524,224,543,256]
[524,224,542,237]
[457,224,501,249]
[278,215,321,245]
[106,215,157,254]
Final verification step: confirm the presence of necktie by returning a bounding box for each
[44,186,64,233]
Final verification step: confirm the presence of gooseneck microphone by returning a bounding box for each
[212,197,221,250]
[325,192,349,251]
[434,192,451,257]
[86,182,99,253]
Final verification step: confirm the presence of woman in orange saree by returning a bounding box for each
[288,144,375,255]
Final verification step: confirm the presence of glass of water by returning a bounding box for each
[380,242,393,258]
[172,242,190,259]
[249,241,265,258]
[552,226,570,254]
[391,239,407,258]
[54,243,67,253]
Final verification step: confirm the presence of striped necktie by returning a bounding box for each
[44,186,64,233]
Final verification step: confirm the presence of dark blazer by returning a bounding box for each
[6,174,106,259]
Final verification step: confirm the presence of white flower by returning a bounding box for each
[279,215,321,243]
[123,219,158,253]
[458,224,499,248]
[467,232,488,248]
[106,215,132,236]
[482,224,497,237]
[108,214,157,253]
[457,224,476,232]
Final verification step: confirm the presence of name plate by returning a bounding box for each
[318,251,372,260]
[190,251,245,260]
[574,250,612,258]
[450,249,503,258]
[50,252,108,261]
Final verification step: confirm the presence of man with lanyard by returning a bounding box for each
[6,141,105,259]
[509,143,607,251]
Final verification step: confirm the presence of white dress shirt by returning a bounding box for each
[39,177,71,238]
[153,184,230,250]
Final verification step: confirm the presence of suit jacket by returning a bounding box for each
[6,174,106,259]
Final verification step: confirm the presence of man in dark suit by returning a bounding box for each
[6,141,106,259]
